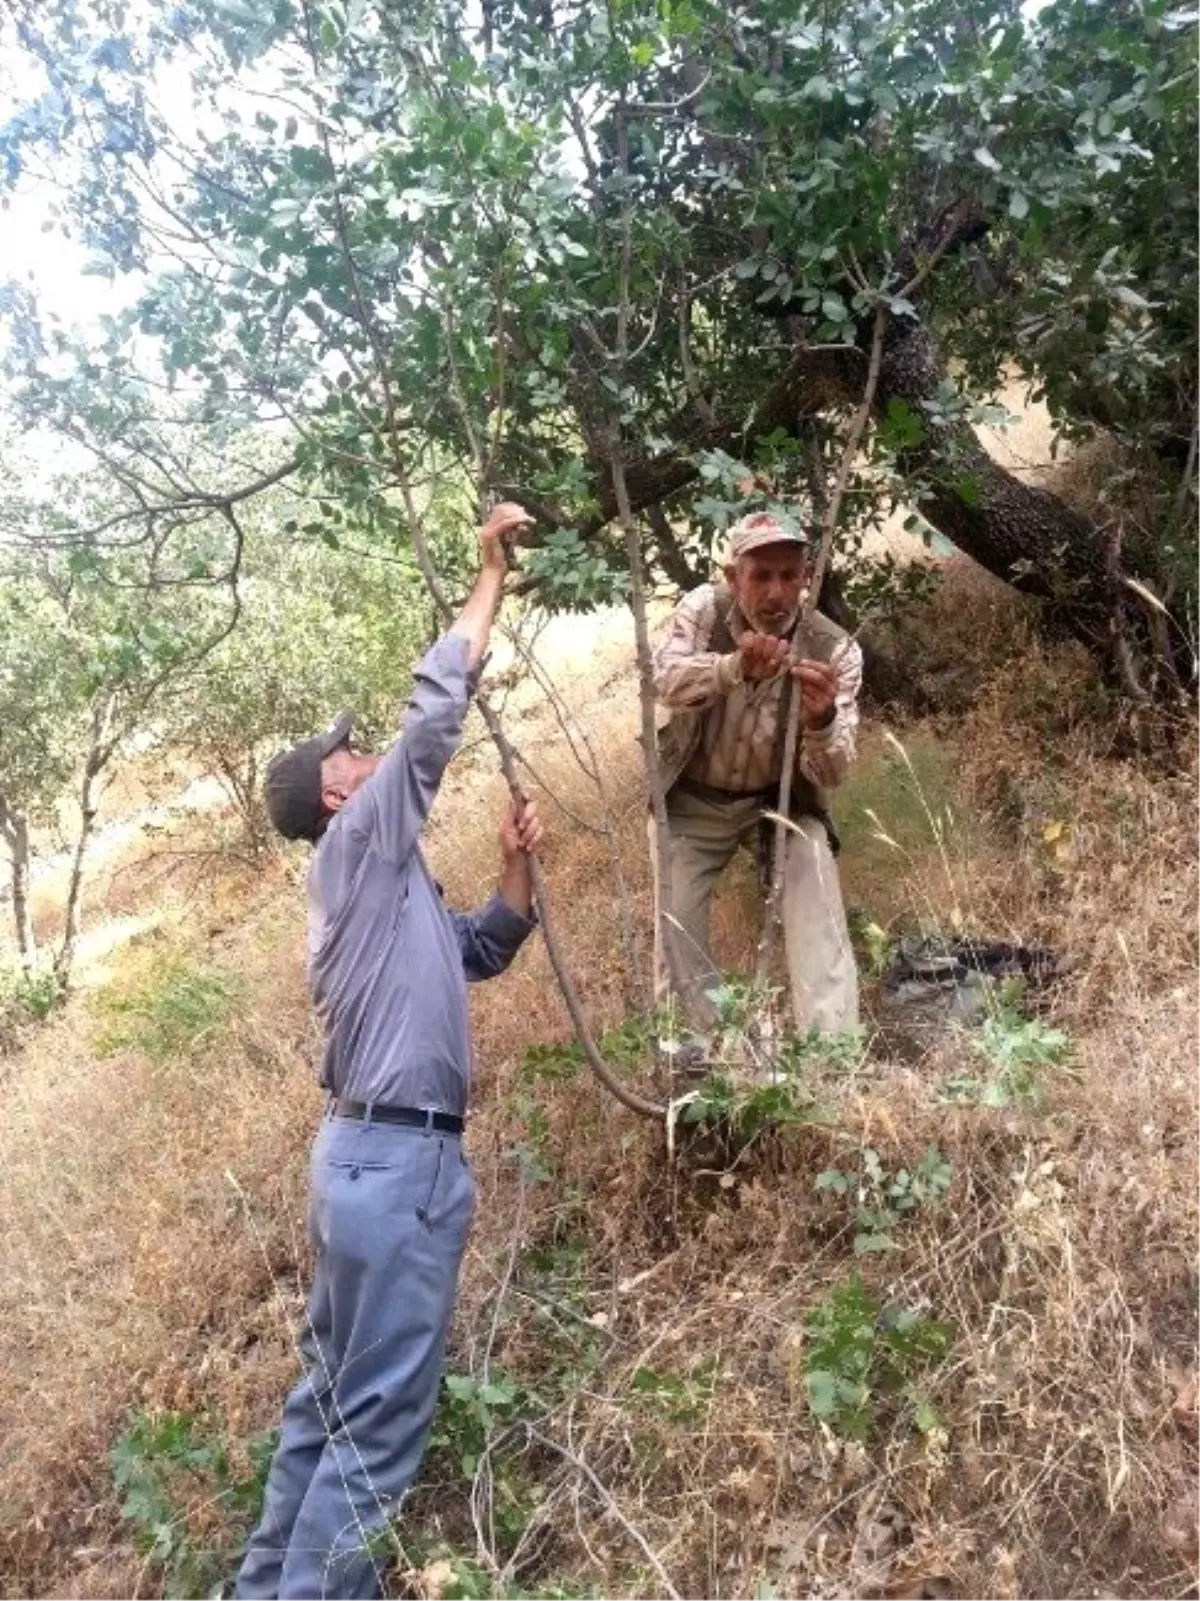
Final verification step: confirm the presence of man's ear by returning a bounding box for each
[321,782,348,815]
[722,561,738,587]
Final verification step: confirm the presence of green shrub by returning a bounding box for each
[93,956,238,1061]
[802,1275,951,1441]
[0,964,60,1047]
[817,1143,953,1254]
[110,1409,274,1599]
[939,982,1074,1107]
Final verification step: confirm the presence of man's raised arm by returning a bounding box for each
[447,502,530,671]
[360,503,531,863]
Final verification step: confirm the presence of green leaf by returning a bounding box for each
[816,1169,851,1193]
[853,1232,897,1254]
[1114,284,1152,311]
[1008,189,1029,220]
[805,1368,839,1416]
[973,146,1001,171]
[913,1395,942,1434]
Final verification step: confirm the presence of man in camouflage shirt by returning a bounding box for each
[650,511,861,1038]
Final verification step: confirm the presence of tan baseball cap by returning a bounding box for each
[726,511,812,562]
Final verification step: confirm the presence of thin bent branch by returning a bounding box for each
[754,302,889,987]
[316,105,666,1120]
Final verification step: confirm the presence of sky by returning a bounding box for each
[1,17,282,335]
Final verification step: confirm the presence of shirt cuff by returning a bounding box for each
[480,891,538,942]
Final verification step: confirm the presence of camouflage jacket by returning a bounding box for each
[651,582,861,817]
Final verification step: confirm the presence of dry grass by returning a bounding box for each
[0,562,1195,1601]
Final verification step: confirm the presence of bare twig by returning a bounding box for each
[564,95,600,187]
[472,683,667,1120]
[54,692,116,989]
[524,1426,684,1599]
[28,455,297,551]
[625,71,713,118]
[501,620,648,1004]
[1169,415,1198,547]
[678,281,717,427]
[896,195,988,300]
[606,109,686,1013]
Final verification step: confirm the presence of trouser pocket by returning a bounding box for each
[415,1136,444,1227]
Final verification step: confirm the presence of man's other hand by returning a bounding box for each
[737,630,790,681]
[793,659,838,729]
[480,502,533,572]
[499,796,543,859]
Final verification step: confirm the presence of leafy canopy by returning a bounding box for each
[0,0,1192,604]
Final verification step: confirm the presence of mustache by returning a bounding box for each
[746,601,799,636]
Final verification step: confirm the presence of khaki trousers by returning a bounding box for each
[649,786,859,1036]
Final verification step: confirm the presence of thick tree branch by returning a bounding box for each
[580,344,863,536]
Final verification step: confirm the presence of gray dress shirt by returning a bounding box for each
[306,634,534,1114]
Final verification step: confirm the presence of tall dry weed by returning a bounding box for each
[0,561,1194,1600]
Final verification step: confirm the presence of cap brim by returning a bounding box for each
[317,711,355,758]
[734,531,811,558]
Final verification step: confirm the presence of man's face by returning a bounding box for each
[725,542,812,635]
[320,745,380,818]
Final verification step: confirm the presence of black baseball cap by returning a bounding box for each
[265,711,356,842]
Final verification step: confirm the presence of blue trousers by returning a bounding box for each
[235,1114,475,1600]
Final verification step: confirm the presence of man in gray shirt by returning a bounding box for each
[235,503,541,1600]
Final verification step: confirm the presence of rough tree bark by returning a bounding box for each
[55,693,116,990]
[876,312,1122,647]
[0,795,36,974]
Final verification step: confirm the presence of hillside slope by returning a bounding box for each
[0,564,1195,1601]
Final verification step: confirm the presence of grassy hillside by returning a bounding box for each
[0,563,1195,1601]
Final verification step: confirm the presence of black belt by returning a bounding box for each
[329,1098,464,1136]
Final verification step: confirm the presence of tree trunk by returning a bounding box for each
[0,795,36,974]
[875,315,1122,648]
[55,694,116,991]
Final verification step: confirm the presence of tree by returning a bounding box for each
[0,575,86,973]
[1,0,1193,694]
[163,537,430,852]
[0,451,246,989]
